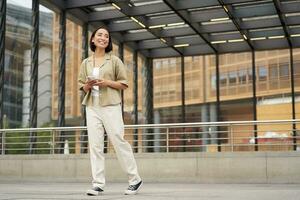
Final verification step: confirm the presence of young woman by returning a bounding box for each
[78,26,142,196]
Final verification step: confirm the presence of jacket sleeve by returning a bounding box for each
[78,59,87,91]
[113,56,128,87]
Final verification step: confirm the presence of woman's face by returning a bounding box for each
[92,28,109,50]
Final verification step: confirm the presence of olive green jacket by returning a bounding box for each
[78,53,128,106]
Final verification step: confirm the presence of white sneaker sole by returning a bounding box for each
[86,189,103,196]
[124,181,143,195]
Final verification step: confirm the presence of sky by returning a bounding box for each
[9,0,53,13]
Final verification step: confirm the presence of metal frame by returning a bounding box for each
[39,0,300,58]
[29,0,40,154]
[181,56,185,123]
[0,0,6,129]
[80,23,89,154]
[133,50,138,152]
[251,50,258,151]
[58,10,66,128]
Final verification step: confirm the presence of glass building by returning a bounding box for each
[1,0,300,151]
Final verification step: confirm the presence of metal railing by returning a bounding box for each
[0,119,300,155]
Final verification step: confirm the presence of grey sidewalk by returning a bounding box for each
[0,181,299,200]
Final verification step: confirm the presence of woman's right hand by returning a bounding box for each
[83,79,97,93]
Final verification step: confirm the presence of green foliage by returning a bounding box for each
[3,120,80,155]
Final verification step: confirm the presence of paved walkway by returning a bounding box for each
[0,181,299,200]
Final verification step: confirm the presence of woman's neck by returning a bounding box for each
[94,49,105,58]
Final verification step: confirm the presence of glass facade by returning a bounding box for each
[184,55,217,152]
[219,52,254,151]
[255,50,293,151]
[153,57,182,123]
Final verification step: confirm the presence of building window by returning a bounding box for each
[258,66,267,81]
[228,71,237,85]
[279,63,289,79]
[239,69,247,84]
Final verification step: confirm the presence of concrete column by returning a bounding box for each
[209,103,218,144]
[37,47,52,127]
[22,50,31,127]
[23,47,52,127]
[201,104,209,151]
[154,110,160,152]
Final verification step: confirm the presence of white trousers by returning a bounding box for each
[86,101,141,189]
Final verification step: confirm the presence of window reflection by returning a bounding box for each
[5,1,33,128]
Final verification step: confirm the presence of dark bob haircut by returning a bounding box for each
[89,26,113,52]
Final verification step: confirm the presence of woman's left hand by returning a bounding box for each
[94,79,111,88]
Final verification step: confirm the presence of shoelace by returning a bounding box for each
[127,185,135,190]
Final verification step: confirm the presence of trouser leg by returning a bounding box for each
[102,104,141,185]
[86,106,105,188]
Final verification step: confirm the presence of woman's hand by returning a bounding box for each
[93,79,111,88]
[83,79,97,93]
[92,79,127,90]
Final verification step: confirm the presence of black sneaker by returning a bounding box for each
[124,180,143,195]
[86,186,104,196]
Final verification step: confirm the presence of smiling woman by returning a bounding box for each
[78,26,143,196]
[89,27,112,53]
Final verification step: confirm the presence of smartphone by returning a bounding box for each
[87,75,96,80]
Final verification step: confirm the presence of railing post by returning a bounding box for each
[229,124,234,152]
[166,128,169,153]
[52,130,55,154]
[1,131,5,155]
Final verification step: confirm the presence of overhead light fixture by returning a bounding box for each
[268,35,285,39]
[111,3,121,10]
[131,16,146,28]
[211,17,229,22]
[228,39,244,43]
[149,24,166,29]
[174,44,189,48]
[242,34,248,40]
[223,6,229,13]
[167,22,185,26]
[160,38,166,43]
[211,40,227,44]
[291,34,300,37]
[138,22,146,28]
[131,16,139,23]
[250,37,266,41]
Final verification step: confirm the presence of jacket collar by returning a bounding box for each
[86,52,111,63]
